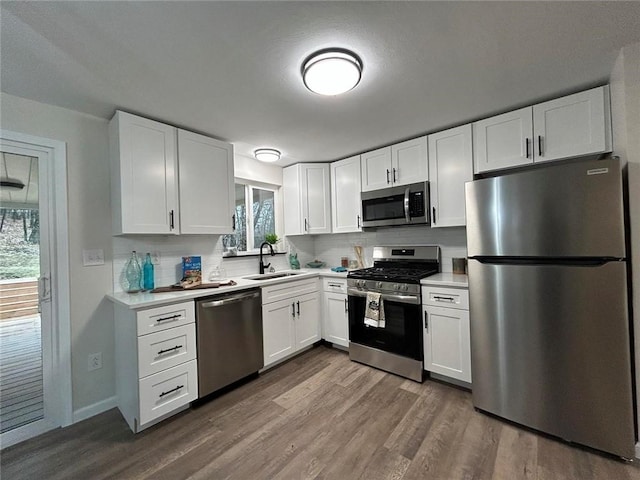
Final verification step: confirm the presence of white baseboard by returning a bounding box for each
[72,396,117,424]
[635,441,640,460]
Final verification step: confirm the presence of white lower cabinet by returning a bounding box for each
[422,285,471,384]
[321,278,349,348]
[114,300,198,433]
[262,279,320,367]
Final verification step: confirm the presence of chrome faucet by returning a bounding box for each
[259,242,275,274]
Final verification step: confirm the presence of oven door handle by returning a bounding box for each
[404,187,411,223]
[347,288,420,305]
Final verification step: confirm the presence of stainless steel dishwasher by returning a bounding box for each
[195,288,263,398]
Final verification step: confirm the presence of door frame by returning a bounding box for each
[0,129,72,446]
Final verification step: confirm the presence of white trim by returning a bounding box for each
[72,396,117,424]
[0,130,72,428]
[635,441,640,460]
[0,418,59,450]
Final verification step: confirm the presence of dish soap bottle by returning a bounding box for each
[143,253,154,290]
[125,251,142,293]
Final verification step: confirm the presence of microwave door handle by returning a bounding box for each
[404,187,411,223]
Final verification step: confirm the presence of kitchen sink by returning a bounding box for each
[243,271,306,281]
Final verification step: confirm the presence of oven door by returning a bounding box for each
[348,288,423,360]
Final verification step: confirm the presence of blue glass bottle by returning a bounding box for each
[143,253,154,290]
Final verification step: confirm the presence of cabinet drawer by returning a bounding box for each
[137,301,195,336]
[322,278,347,293]
[422,286,469,310]
[137,324,197,378]
[139,360,197,426]
[262,278,319,304]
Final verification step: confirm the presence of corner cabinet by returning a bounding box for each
[361,136,428,192]
[473,86,611,174]
[114,301,198,433]
[428,124,473,227]
[331,156,362,233]
[283,163,331,235]
[262,278,321,367]
[422,284,471,384]
[110,111,179,234]
[177,129,234,234]
[110,111,235,235]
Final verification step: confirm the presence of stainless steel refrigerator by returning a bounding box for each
[465,157,636,459]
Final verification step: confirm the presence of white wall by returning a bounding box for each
[313,226,467,271]
[0,93,115,413]
[610,41,640,446]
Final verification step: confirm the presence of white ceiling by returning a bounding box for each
[2,1,640,167]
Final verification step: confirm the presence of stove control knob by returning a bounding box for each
[402,284,409,292]
[393,283,399,290]
[376,282,383,289]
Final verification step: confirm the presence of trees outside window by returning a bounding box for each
[224,183,277,254]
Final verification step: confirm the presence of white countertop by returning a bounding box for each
[106,268,348,310]
[420,273,469,288]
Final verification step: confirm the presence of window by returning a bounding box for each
[224,182,278,254]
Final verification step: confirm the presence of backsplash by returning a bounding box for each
[111,228,465,292]
[312,226,467,272]
[113,235,292,292]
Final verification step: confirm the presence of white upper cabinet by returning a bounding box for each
[361,136,428,192]
[110,111,179,235]
[473,107,533,174]
[283,163,331,235]
[361,146,392,192]
[331,155,362,233]
[532,86,611,163]
[428,124,473,227]
[473,86,611,174]
[110,111,235,235]
[177,129,234,234]
[391,136,429,187]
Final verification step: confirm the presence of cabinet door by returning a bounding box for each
[301,164,331,234]
[111,111,178,234]
[262,299,297,366]
[391,136,428,186]
[473,107,533,174]
[322,292,349,348]
[296,292,321,349]
[533,86,611,163]
[428,125,473,227]
[423,306,471,383]
[331,156,362,233]
[283,165,303,236]
[361,146,392,192]
[177,130,234,234]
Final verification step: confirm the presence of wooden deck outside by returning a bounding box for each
[0,279,39,322]
[0,315,43,433]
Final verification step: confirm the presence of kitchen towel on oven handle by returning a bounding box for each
[364,291,385,328]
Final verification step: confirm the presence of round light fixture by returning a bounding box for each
[254,148,281,163]
[302,48,362,96]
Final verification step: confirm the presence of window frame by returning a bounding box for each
[233,180,280,254]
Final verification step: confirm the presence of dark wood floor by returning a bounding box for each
[1,346,639,479]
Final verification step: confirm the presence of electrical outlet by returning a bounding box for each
[88,352,102,371]
[82,249,105,266]
[151,251,161,265]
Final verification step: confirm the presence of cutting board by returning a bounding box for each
[150,280,237,293]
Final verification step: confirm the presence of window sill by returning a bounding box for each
[222,251,287,259]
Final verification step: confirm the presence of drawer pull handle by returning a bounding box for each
[159,385,184,398]
[433,295,455,302]
[156,314,181,323]
[157,345,182,356]
[328,283,342,288]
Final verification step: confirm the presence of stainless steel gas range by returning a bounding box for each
[347,246,440,382]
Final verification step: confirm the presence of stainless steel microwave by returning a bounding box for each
[361,181,430,228]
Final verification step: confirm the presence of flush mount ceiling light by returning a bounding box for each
[254,148,281,163]
[302,48,362,96]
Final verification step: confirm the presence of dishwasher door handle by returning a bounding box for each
[200,291,260,308]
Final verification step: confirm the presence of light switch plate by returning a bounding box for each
[82,249,105,266]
